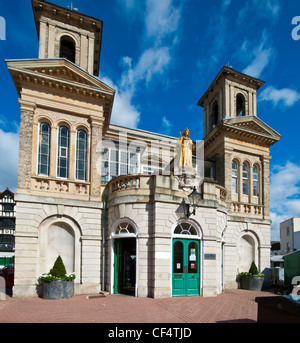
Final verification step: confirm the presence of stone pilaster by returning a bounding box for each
[17,99,36,192]
[90,116,103,199]
[262,155,271,219]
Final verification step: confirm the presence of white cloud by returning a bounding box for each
[103,0,182,128]
[238,0,280,23]
[0,129,19,192]
[134,47,171,85]
[102,76,140,128]
[145,0,181,44]
[242,31,274,78]
[270,161,300,240]
[260,86,300,107]
[160,116,173,135]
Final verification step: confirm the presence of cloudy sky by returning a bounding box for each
[0,0,300,240]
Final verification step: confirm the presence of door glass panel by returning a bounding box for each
[188,242,198,273]
[173,241,183,273]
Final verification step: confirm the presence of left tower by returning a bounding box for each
[6,0,115,297]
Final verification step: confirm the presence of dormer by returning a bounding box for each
[32,0,103,76]
[197,66,265,137]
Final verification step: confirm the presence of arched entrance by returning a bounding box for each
[111,220,137,296]
[172,220,202,296]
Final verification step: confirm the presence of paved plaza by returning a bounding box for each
[0,289,279,323]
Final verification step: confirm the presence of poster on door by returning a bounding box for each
[189,248,196,261]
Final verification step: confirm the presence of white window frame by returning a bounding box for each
[101,145,140,184]
[37,122,51,176]
[57,126,70,179]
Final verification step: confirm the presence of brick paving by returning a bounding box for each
[0,289,279,323]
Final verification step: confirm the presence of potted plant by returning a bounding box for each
[239,261,264,291]
[39,255,75,300]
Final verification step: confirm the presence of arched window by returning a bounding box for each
[174,222,198,236]
[38,122,51,176]
[59,36,76,63]
[57,126,70,178]
[242,162,249,195]
[236,93,246,117]
[212,101,219,127]
[76,130,88,181]
[253,164,259,197]
[232,160,238,194]
[115,222,135,235]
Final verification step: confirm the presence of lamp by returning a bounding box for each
[185,186,202,217]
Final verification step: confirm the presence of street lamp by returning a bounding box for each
[185,186,202,217]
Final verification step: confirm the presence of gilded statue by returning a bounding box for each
[176,128,194,169]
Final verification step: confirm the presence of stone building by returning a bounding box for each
[6,0,281,298]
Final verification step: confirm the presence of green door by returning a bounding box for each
[114,239,123,294]
[114,238,136,295]
[172,239,200,296]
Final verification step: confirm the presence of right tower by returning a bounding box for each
[198,66,281,220]
[198,67,281,279]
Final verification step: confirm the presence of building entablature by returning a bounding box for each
[204,115,281,149]
[6,58,115,134]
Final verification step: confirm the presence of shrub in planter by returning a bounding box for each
[39,255,75,300]
[239,261,264,291]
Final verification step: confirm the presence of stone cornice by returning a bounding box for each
[6,58,115,134]
[204,116,281,148]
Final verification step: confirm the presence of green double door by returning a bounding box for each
[172,239,200,296]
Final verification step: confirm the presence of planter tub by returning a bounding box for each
[63,280,74,298]
[42,280,64,300]
[241,276,264,291]
[42,280,74,299]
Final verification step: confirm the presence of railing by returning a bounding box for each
[110,175,141,193]
[231,202,263,215]
[32,176,90,196]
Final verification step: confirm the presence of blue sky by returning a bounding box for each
[0,0,300,240]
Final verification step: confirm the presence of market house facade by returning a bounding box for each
[7,0,281,298]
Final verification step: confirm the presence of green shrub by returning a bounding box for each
[249,261,258,275]
[39,255,76,283]
[50,255,67,278]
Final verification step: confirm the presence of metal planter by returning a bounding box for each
[241,276,264,291]
[42,280,74,299]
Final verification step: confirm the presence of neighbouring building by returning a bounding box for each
[6,0,281,298]
[280,218,300,254]
[0,189,16,265]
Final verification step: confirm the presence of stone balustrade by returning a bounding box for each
[31,176,90,198]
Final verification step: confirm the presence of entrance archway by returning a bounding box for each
[111,220,138,296]
[172,219,202,296]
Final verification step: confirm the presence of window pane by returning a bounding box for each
[242,163,249,195]
[120,151,128,164]
[76,130,87,181]
[57,126,69,178]
[38,122,51,176]
[188,242,198,273]
[173,241,183,273]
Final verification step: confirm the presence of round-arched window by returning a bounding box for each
[60,35,76,63]
[115,222,135,235]
[236,93,246,117]
[174,222,198,236]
